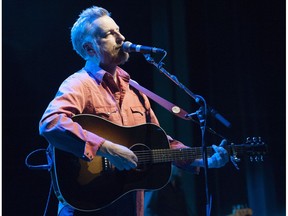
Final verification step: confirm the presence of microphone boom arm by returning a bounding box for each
[143,54,231,128]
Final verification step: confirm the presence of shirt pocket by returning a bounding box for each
[130,106,146,125]
[94,106,120,122]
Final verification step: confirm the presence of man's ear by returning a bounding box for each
[83,43,96,56]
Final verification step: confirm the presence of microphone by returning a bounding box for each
[208,107,232,128]
[122,41,166,54]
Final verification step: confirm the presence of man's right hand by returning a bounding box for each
[97,141,138,170]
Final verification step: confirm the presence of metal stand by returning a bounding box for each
[144,53,212,216]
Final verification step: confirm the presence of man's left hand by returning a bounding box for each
[208,139,229,168]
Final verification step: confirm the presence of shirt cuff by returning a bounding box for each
[82,130,106,161]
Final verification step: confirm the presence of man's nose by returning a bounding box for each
[116,32,125,44]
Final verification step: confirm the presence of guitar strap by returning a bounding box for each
[129,79,190,120]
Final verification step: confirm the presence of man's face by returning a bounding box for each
[92,16,129,66]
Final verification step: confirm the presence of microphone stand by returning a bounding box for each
[144,53,212,216]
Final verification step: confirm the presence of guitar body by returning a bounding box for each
[50,114,172,212]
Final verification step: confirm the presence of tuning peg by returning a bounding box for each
[249,155,264,162]
[252,137,258,143]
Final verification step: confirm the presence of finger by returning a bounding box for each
[220,139,227,147]
[217,147,229,162]
[119,158,130,170]
[214,153,222,167]
[212,144,220,153]
[116,163,124,170]
[209,154,219,168]
[132,154,138,163]
[126,153,138,168]
[216,148,228,162]
[126,160,137,169]
[123,162,132,170]
[112,157,126,170]
[212,144,227,155]
[130,160,137,168]
[213,152,227,168]
[214,152,222,161]
[122,158,137,170]
[208,158,213,168]
[217,147,227,155]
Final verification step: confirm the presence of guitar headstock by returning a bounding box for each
[229,137,267,164]
[244,137,267,162]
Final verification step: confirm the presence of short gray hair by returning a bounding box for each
[71,6,110,60]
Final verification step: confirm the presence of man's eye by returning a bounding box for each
[103,32,110,37]
[104,32,113,38]
[101,29,119,38]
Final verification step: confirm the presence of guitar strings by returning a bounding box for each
[131,146,256,164]
[132,147,215,164]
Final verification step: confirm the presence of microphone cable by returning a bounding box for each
[25,148,52,171]
[25,148,53,216]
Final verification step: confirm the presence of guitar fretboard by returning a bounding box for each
[134,147,216,164]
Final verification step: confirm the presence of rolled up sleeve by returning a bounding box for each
[39,74,105,161]
[40,113,105,161]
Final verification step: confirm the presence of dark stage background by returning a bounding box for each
[3,0,285,215]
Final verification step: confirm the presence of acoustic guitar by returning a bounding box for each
[49,114,266,212]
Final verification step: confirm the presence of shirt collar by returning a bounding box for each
[84,61,130,83]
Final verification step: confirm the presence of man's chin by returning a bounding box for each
[118,52,129,65]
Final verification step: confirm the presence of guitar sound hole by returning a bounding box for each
[130,144,152,171]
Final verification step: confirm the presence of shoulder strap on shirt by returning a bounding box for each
[129,79,190,120]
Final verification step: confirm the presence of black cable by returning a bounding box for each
[43,181,53,216]
[25,148,52,170]
[25,148,53,215]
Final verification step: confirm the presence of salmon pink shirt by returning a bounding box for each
[39,61,198,216]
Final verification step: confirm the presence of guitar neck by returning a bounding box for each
[135,146,222,164]
[135,144,256,164]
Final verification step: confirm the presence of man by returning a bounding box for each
[39,6,229,216]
